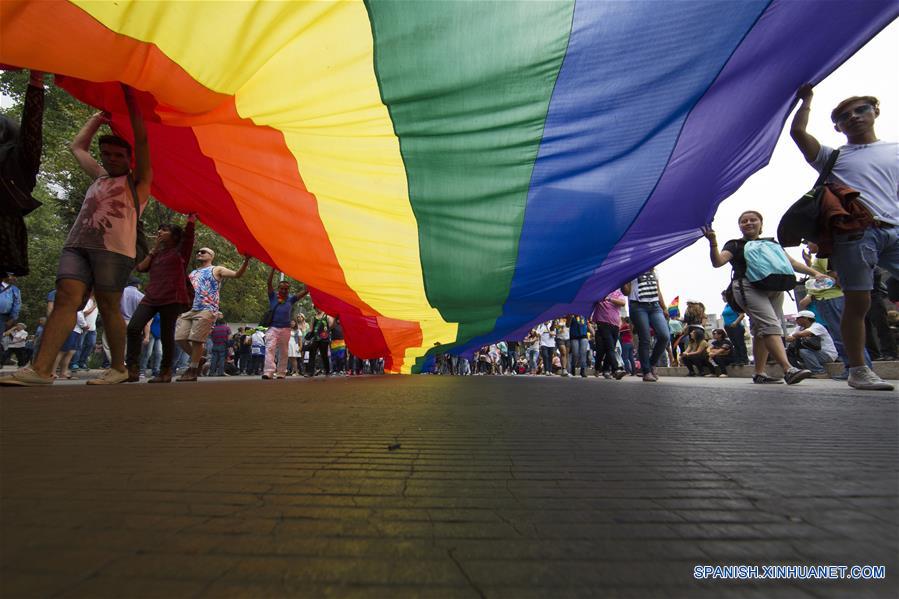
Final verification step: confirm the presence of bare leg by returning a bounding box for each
[31,279,88,378]
[751,336,769,376]
[59,350,76,378]
[94,290,126,373]
[190,340,205,365]
[842,290,870,368]
[762,334,792,372]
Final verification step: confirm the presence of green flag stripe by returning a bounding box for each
[365,0,576,351]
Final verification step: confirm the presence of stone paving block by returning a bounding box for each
[58,576,208,598]
[0,569,78,598]
[99,552,240,580]
[270,538,449,560]
[1,547,118,577]
[220,556,467,586]
[671,510,789,524]
[276,518,384,537]
[203,581,480,599]
[190,517,280,535]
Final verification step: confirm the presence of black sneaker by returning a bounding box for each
[784,367,812,385]
[752,373,783,384]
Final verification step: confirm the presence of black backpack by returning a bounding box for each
[777,150,839,247]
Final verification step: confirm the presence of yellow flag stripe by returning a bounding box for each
[73,0,458,371]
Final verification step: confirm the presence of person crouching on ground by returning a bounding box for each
[708,328,735,376]
[680,328,713,376]
[786,310,839,377]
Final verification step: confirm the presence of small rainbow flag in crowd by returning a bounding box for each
[668,297,680,319]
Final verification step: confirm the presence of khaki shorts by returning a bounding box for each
[733,279,786,338]
[174,310,216,343]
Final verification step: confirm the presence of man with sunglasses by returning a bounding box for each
[173,247,250,382]
[790,84,898,391]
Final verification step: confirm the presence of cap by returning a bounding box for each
[796,310,816,320]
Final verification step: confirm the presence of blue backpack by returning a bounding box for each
[743,239,796,291]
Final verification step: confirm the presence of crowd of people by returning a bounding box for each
[0,75,896,391]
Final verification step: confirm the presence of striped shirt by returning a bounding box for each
[628,270,660,303]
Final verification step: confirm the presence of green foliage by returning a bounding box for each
[2,71,310,328]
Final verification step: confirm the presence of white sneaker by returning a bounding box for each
[86,368,130,385]
[848,366,894,391]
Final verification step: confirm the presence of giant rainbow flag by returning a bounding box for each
[1,1,895,372]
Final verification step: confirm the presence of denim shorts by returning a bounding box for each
[829,226,899,291]
[60,330,81,352]
[57,247,135,293]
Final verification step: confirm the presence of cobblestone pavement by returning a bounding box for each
[1,376,896,598]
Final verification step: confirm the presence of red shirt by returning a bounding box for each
[141,220,195,306]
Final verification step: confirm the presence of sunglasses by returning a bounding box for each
[197,249,211,255]
[834,103,873,124]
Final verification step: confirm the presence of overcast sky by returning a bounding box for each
[658,20,898,315]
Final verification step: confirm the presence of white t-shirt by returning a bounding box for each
[7,329,27,348]
[73,310,86,334]
[251,331,266,355]
[813,141,899,225]
[801,322,838,362]
[82,298,99,332]
[536,323,555,348]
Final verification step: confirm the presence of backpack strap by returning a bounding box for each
[814,149,840,187]
[126,174,141,218]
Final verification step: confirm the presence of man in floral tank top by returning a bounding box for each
[174,247,250,381]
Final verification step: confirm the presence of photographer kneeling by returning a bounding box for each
[787,310,838,377]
